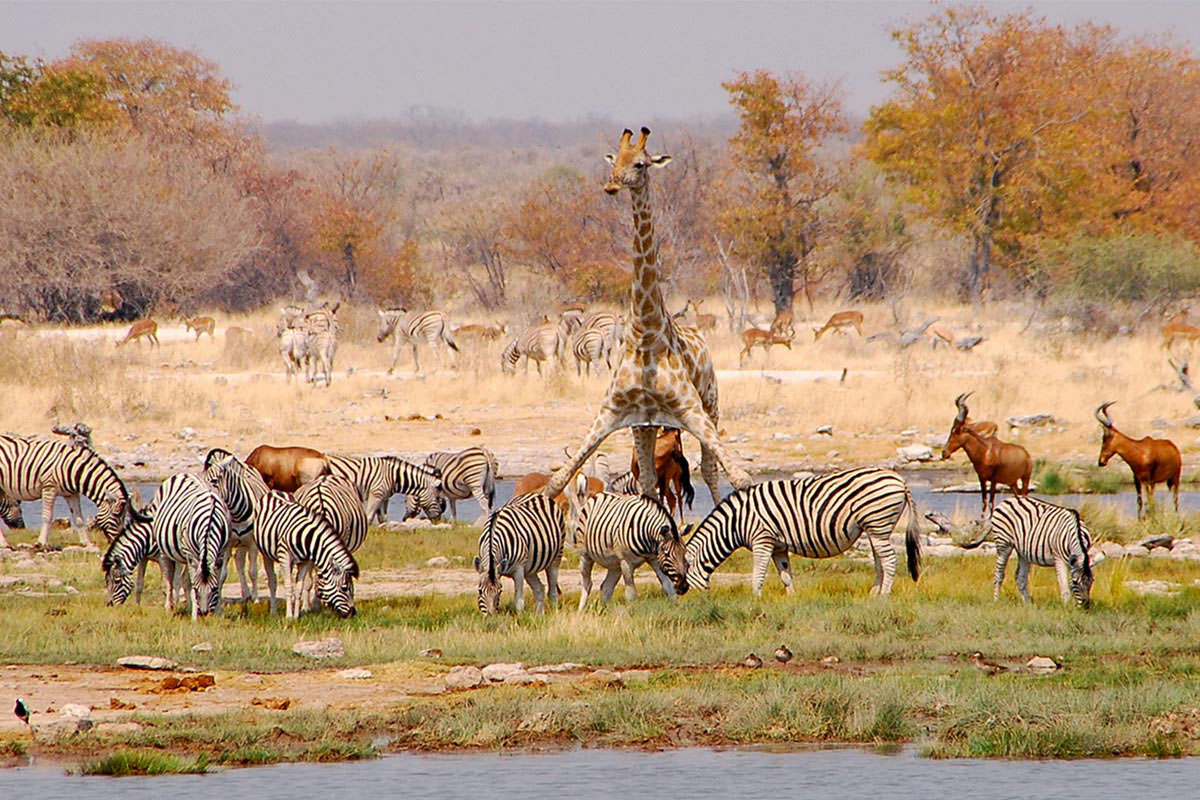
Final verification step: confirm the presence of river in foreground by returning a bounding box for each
[3,747,1198,799]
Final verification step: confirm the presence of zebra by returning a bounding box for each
[500,321,565,375]
[279,326,309,382]
[571,327,611,376]
[684,467,922,597]
[960,495,1094,607]
[303,308,338,386]
[475,493,565,614]
[605,470,639,495]
[326,454,443,524]
[101,515,160,606]
[572,491,688,609]
[295,475,369,553]
[404,446,498,525]
[377,308,459,374]
[254,490,359,619]
[582,310,623,358]
[202,448,268,603]
[0,434,145,548]
[149,473,233,618]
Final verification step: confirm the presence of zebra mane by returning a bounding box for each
[204,447,236,471]
[67,443,147,522]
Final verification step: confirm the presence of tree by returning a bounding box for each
[821,161,913,303]
[0,53,114,130]
[865,5,1093,305]
[719,70,847,314]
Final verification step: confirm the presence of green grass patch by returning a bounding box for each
[79,749,208,776]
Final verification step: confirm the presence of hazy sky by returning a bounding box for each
[4,1,1200,124]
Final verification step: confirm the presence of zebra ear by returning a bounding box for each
[659,524,673,540]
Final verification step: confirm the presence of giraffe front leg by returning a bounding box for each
[544,407,623,498]
[677,407,751,492]
[633,426,658,498]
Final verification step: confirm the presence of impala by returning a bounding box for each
[813,310,864,341]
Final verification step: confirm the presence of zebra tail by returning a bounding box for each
[905,487,921,582]
[444,328,460,352]
[1074,508,1091,578]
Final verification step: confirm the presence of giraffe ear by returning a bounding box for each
[604,153,616,165]
[649,155,672,168]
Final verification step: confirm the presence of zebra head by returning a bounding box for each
[101,546,135,606]
[317,551,359,619]
[500,340,519,374]
[376,309,402,342]
[0,496,23,530]
[404,486,446,522]
[680,522,711,591]
[475,562,504,615]
[1068,510,1094,609]
[656,523,690,596]
[92,491,130,542]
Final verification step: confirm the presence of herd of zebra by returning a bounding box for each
[0,422,1098,619]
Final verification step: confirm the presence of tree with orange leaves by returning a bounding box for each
[0,52,115,130]
[720,70,846,315]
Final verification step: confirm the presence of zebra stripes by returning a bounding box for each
[572,491,688,609]
[605,470,638,495]
[295,475,369,553]
[101,516,159,606]
[254,490,359,619]
[203,448,268,603]
[377,309,459,374]
[572,327,611,376]
[406,446,498,524]
[962,495,1094,607]
[326,454,442,524]
[475,493,565,614]
[501,322,564,375]
[0,434,144,548]
[684,467,921,597]
[303,308,338,386]
[150,473,233,618]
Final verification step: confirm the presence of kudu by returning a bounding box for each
[813,310,864,341]
[942,393,1031,516]
[1095,402,1181,519]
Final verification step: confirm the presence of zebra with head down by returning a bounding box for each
[475,493,565,615]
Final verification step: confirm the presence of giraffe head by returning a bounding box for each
[604,127,672,195]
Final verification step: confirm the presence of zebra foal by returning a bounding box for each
[326,454,442,524]
[961,496,1094,607]
[303,307,338,386]
[572,491,688,609]
[684,467,922,597]
[150,473,233,618]
[475,493,565,614]
[406,446,498,525]
[572,327,611,377]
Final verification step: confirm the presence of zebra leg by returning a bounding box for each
[282,553,297,619]
[546,560,560,610]
[992,544,1012,600]
[1053,558,1072,604]
[411,342,421,374]
[771,545,794,594]
[449,498,459,522]
[599,567,622,604]
[1015,557,1033,603]
[650,560,677,599]
[37,488,57,548]
[135,560,147,605]
[160,559,175,612]
[868,534,899,596]
[471,485,492,523]
[65,495,90,546]
[264,558,279,616]
[526,572,546,614]
[750,539,777,596]
[620,559,639,603]
[578,555,594,611]
[189,563,201,621]
[232,542,249,603]
[512,566,526,613]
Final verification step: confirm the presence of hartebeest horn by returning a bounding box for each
[953,392,972,425]
[635,126,650,149]
[1095,401,1116,428]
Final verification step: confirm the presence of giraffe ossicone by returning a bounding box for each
[544,127,751,504]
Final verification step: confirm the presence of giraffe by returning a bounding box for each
[544,127,751,504]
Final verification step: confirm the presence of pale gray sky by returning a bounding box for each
[3,1,1199,123]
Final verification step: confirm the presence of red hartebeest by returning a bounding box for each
[630,427,695,519]
[1095,402,1181,519]
[115,319,159,347]
[942,393,1032,516]
[813,310,864,341]
[245,444,330,493]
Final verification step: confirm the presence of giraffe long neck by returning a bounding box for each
[629,184,669,351]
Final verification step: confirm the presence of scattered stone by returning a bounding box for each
[175,427,197,441]
[897,444,934,463]
[1151,417,1170,429]
[292,637,344,660]
[1150,547,1171,559]
[1123,545,1150,558]
[618,669,653,683]
[1026,656,1061,674]
[1138,535,1174,551]
[424,556,451,568]
[336,668,373,680]
[1186,415,1200,429]
[191,642,213,653]
[109,698,136,710]
[899,427,919,437]
[482,662,526,683]
[1099,541,1125,558]
[505,672,549,686]
[528,662,585,674]
[1005,414,1056,429]
[816,425,833,436]
[582,669,624,687]
[928,544,962,558]
[58,703,91,720]
[444,665,486,690]
[821,655,841,666]
[420,648,443,658]
[117,655,177,671]
[251,696,292,710]
[1124,579,1180,596]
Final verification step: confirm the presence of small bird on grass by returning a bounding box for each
[14,698,31,730]
[744,653,763,669]
[774,645,793,664]
[969,652,1009,676]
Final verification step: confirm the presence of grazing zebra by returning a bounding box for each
[684,467,922,597]
[202,448,268,603]
[404,446,498,524]
[582,310,623,357]
[150,473,233,618]
[303,308,338,386]
[0,434,144,548]
[295,475,369,553]
[572,327,611,376]
[572,491,688,609]
[376,308,459,374]
[254,490,359,619]
[326,454,443,524]
[102,516,159,606]
[475,493,565,614]
[961,496,1094,607]
[500,321,565,375]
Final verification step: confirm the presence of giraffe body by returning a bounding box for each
[545,128,750,504]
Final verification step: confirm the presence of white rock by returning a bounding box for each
[1150,547,1171,559]
[192,642,213,653]
[117,655,177,670]
[444,665,485,690]
[505,671,548,686]
[176,427,197,441]
[1123,545,1150,558]
[1099,542,1125,558]
[335,668,373,680]
[58,703,92,720]
[528,663,586,674]
[897,444,934,463]
[482,662,526,682]
[929,544,961,558]
[1026,656,1060,674]
[424,556,451,568]
[292,637,344,660]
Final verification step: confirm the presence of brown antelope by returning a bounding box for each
[514,471,604,515]
[245,444,330,493]
[684,299,718,331]
[813,310,864,341]
[185,316,216,341]
[770,309,795,339]
[115,319,159,347]
[629,427,695,520]
[454,322,507,341]
[1161,321,1200,349]
[942,393,1032,516]
[1095,402,1181,519]
[739,327,793,364]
